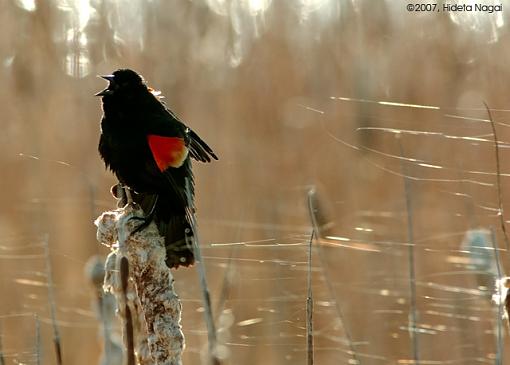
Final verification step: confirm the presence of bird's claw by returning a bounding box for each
[128,215,151,235]
[111,183,139,209]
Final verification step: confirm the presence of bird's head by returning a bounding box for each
[95,69,146,100]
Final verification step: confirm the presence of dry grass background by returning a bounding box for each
[1,0,510,364]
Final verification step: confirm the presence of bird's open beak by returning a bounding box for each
[95,88,113,96]
[99,75,115,82]
[95,75,115,96]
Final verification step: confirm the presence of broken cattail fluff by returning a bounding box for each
[96,205,185,365]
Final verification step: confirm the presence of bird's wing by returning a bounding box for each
[145,111,208,211]
[185,127,218,163]
[147,134,188,171]
[146,111,218,170]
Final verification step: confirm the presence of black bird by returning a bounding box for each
[96,69,218,268]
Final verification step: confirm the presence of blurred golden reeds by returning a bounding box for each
[1,0,510,364]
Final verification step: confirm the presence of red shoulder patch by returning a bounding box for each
[147,135,188,171]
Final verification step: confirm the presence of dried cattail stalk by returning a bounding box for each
[96,204,185,365]
[43,235,63,365]
[85,255,123,365]
[35,314,41,365]
[120,256,136,365]
[307,188,360,365]
[0,319,5,365]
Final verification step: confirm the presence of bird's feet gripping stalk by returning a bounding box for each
[129,194,159,234]
[110,183,135,208]
[110,183,159,234]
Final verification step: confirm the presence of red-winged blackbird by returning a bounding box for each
[96,69,217,268]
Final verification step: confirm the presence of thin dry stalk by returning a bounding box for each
[485,103,510,250]
[35,314,41,365]
[307,188,360,365]
[43,235,63,365]
[0,320,4,365]
[214,249,235,320]
[398,137,420,365]
[214,212,247,321]
[96,205,184,365]
[184,178,220,365]
[505,283,510,330]
[213,251,240,365]
[84,256,123,365]
[120,257,136,365]
[306,230,314,365]
[490,228,503,365]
